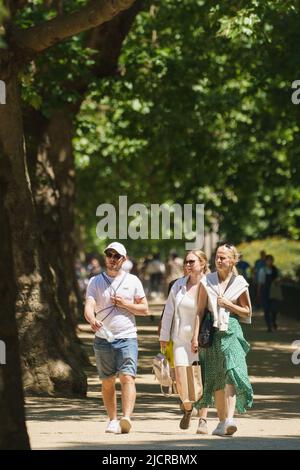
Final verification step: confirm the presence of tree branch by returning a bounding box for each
[6,1,29,16]
[86,0,143,78]
[10,0,136,54]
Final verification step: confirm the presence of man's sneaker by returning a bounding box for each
[119,417,132,434]
[196,418,208,435]
[105,419,121,434]
[179,408,193,430]
[212,420,227,436]
[225,418,237,435]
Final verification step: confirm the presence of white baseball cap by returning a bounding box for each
[104,242,127,257]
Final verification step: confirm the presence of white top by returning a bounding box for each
[159,277,199,366]
[201,272,252,331]
[86,271,145,339]
[173,292,196,343]
[159,276,193,342]
[173,291,199,366]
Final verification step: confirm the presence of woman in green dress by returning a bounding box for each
[192,243,253,436]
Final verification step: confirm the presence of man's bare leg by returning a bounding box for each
[119,374,136,418]
[101,376,117,420]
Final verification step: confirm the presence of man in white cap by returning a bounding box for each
[84,242,148,434]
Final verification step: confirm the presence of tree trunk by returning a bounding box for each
[47,109,84,321]
[0,67,30,449]
[26,107,83,329]
[23,3,144,332]
[0,68,87,397]
[0,1,142,399]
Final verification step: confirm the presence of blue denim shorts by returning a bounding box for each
[93,337,138,380]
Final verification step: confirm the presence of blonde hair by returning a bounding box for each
[218,244,239,275]
[184,250,210,274]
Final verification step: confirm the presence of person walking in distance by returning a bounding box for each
[84,242,148,434]
[258,254,280,332]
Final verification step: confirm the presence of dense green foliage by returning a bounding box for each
[74,1,300,252]
[0,1,7,47]
[5,1,300,254]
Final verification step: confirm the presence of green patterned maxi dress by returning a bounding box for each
[195,314,253,413]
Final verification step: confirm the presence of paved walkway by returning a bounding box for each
[26,305,300,450]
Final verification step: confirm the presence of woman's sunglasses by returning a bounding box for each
[184,259,196,266]
[105,251,123,260]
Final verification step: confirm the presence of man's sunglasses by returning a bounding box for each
[105,251,123,260]
[184,259,196,266]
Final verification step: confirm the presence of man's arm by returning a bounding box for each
[113,295,149,316]
[84,297,101,332]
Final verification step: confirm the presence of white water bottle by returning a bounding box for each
[100,324,115,342]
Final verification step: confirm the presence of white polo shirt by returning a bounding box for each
[86,270,145,339]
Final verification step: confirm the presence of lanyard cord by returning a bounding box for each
[96,272,128,322]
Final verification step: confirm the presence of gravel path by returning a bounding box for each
[26,305,300,450]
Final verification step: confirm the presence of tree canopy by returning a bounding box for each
[72,0,300,251]
[2,2,300,256]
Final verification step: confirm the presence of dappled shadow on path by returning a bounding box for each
[245,313,300,379]
[26,306,300,431]
[38,435,300,450]
[249,381,300,420]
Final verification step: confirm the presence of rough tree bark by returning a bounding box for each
[0,66,88,398]
[0,85,30,448]
[24,1,142,332]
[0,3,137,449]
[26,106,82,332]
